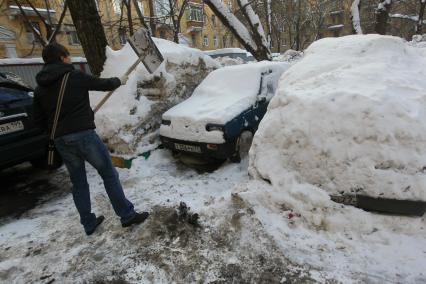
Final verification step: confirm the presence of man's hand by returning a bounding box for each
[120,75,129,85]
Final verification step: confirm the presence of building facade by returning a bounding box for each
[0,0,241,59]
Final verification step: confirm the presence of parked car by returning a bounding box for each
[204,48,255,62]
[0,72,61,169]
[160,61,290,162]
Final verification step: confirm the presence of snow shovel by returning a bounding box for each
[93,27,164,168]
[110,151,151,169]
[93,28,164,113]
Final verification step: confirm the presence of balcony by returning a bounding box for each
[8,4,56,18]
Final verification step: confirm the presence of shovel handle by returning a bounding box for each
[93,55,144,113]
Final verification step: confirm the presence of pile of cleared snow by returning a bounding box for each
[272,49,303,63]
[251,34,426,201]
[410,34,426,48]
[90,38,219,153]
[239,35,426,282]
[214,56,245,66]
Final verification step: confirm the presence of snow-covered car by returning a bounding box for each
[204,48,254,62]
[159,61,290,162]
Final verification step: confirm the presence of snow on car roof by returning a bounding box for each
[163,61,289,124]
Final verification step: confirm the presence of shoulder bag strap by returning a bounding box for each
[50,72,70,141]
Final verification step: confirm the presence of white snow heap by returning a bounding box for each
[250,34,426,202]
[237,34,426,282]
[90,38,220,153]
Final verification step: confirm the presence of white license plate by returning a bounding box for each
[0,120,24,135]
[175,143,201,153]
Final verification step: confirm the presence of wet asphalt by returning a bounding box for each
[0,163,70,220]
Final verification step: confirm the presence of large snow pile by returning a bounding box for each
[236,35,426,282]
[251,34,426,201]
[90,38,220,154]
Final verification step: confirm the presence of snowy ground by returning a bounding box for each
[0,152,324,283]
[1,150,425,283]
[2,35,426,283]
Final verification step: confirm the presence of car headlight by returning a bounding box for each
[206,124,224,132]
[162,119,171,126]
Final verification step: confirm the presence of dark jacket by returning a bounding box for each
[33,62,121,138]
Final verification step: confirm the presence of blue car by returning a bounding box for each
[160,61,290,162]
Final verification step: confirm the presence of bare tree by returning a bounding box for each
[204,0,272,61]
[352,0,363,34]
[375,0,393,34]
[68,0,108,76]
[12,0,69,46]
[417,0,426,33]
[167,0,188,43]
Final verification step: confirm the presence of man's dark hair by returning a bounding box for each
[42,42,70,64]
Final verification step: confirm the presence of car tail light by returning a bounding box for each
[207,144,218,150]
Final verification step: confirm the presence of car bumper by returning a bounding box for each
[160,136,236,160]
[0,134,48,169]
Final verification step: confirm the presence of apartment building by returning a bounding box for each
[0,0,241,59]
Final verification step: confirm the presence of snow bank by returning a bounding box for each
[240,35,426,281]
[90,38,219,153]
[251,34,426,201]
[272,49,303,63]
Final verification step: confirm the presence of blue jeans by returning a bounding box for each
[54,129,136,233]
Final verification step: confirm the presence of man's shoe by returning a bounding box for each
[85,215,105,236]
[122,212,149,228]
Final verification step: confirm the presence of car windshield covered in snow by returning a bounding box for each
[160,61,290,162]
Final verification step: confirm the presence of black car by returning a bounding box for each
[0,72,61,169]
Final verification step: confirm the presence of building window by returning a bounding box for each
[213,35,218,47]
[68,31,80,45]
[191,34,196,47]
[156,0,169,17]
[222,36,227,48]
[227,1,233,11]
[112,0,121,15]
[119,29,127,45]
[188,4,203,22]
[212,15,216,27]
[25,22,41,43]
[203,35,209,47]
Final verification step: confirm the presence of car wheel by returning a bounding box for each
[230,131,254,163]
[31,152,63,170]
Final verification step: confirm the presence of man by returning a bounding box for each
[33,43,149,235]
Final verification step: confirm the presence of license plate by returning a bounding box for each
[175,143,201,153]
[0,120,24,135]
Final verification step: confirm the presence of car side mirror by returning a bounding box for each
[257,96,266,103]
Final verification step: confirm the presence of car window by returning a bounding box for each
[258,69,281,101]
[0,87,31,104]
